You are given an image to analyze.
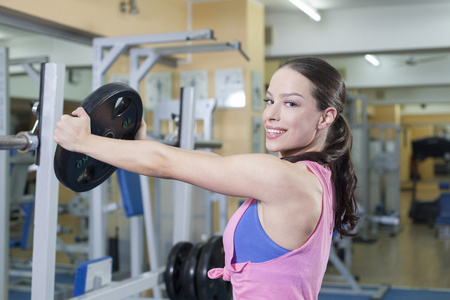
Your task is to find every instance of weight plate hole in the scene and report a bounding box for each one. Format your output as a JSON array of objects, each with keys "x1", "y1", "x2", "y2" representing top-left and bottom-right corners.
[
  {"x1": 77, "y1": 165, "x2": 94, "y2": 184},
  {"x1": 114, "y1": 97, "x2": 130, "y2": 117},
  {"x1": 104, "y1": 131, "x2": 114, "y2": 138}
]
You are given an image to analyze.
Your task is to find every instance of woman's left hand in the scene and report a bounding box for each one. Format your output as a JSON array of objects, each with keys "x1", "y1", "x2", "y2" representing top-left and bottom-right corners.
[{"x1": 135, "y1": 118, "x2": 148, "y2": 140}]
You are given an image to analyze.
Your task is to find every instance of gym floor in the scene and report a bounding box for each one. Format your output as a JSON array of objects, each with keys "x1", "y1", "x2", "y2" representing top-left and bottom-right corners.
[{"x1": 333, "y1": 187, "x2": 450, "y2": 290}]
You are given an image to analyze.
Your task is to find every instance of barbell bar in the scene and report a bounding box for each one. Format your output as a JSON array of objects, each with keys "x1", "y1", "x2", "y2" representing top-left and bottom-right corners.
[{"x1": 0, "y1": 131, "x2": 39, "y2": 153}]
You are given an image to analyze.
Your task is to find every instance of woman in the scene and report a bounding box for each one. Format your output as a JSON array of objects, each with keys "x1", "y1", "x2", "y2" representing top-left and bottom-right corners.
[{"x1": 54, "y1": 57, "x2": 358, "y2": 299}]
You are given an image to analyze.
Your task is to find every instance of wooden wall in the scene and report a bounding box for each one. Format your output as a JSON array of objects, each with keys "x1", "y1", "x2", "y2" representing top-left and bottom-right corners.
[{"x1": 0, "y1": 0, "x2": 188, "y2": 36}]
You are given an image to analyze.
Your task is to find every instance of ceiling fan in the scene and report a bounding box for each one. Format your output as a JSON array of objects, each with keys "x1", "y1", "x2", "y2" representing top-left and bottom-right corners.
[{"x1": 400, "y1": 53, "x2": 448, "y2": 66}]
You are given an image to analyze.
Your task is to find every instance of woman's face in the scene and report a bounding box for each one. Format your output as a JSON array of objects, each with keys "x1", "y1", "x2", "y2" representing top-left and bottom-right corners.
[{"x1": 263, "y1": 67, "x2": 326, "y2": 158}]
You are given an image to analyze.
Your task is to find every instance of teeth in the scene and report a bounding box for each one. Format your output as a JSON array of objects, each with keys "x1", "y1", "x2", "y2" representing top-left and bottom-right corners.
[{"x1": 268, "y1": 129, "x2": 286, "y2": 134}]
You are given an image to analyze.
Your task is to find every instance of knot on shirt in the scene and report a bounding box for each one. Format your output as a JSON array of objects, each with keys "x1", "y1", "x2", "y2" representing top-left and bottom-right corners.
[{"x1": 208, "y1": 267, "x2": 231, "y2": 281}]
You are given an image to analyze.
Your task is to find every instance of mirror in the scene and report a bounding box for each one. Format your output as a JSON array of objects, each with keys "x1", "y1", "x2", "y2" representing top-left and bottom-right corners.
[{"x1": 0, "y1": 24, "x2": 93, "y2": 133}]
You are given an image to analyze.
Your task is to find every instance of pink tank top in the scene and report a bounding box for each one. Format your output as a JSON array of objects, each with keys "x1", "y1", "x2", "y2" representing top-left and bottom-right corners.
[{"x1": 208, "y1": 161, "x2": 335, "y2": 300}]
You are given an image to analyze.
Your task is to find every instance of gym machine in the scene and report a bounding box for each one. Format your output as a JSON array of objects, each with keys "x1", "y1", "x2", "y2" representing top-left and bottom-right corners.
[
  {"x1": 151, "y1": 97, "x2": 227, "y2": 263},
  {"x1": 1, "y1": 50, "x2": 68, "y2": 299},
  {"x1": 90, "y1": 28, "x2": 248, "y2": 298},
  {"x1": 410, "y1": 136, "x2": 450, "y2": 225},
  {"x1": 0, "y1": 61, "x2": 65, "y2": 300},
  {"x1": 368, "y1": 124, "x2": 401, "y2": 236},
  {"x1": 62, "y1": 82, "x2": 229, "y2": 299},
  {"x1": 0, "y1": 46, "x2": 10, "y2": 300},
  {"x1": 0, "y1": 29, "x2": 248, "y2": 299},
  {"x1": 9, "y1": 56, "x2": 48, "y2": 86},
  {"x1": 89, "y1": 30, "x2": 223, "y2": 276},
  {"x1": 1, "y1": 69, "x2": 231, "y2": 300}
]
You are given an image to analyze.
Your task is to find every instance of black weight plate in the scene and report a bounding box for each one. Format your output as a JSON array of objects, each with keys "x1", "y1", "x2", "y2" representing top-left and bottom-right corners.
[
  {"x1": 196, "y1": 236, "x2": 232, "y2": 300},
  {"x1": 54, "y1": 82, "x2": 142, "y2": 192},
  {"x1": 165, "y1": 241, "x2": 193, "y2": 300},
  {"x1": 182, "y1": 242, "x2": 205, "y2": 300}
]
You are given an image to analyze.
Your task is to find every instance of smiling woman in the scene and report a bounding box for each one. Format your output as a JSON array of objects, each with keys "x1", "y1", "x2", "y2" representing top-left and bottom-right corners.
[
  {"x1": 263, "y1": 67, "x2": 336, "y2": 157},
  {"x1": 54, "y1": 57, "x2": 358, "y2": 300}
]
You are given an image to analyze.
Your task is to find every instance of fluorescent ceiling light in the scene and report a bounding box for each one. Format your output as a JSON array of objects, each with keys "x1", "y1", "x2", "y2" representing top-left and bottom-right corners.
[
  {"x1": 289, "y1": 0, "x2": 321, "y2": 22},
  {"x1": 364, "y1": 54, "x2": 380, "y2": 67}
]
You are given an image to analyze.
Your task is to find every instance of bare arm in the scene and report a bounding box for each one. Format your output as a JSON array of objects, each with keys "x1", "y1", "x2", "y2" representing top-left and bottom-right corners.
[{"x1": 54, "y1": 107, "x2": 316, "y2": 203}]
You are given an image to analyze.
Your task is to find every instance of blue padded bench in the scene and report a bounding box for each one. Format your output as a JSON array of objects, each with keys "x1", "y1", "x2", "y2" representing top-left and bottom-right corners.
[{"x1": 116, "y1": 169, "x2": 143, "y2": 217}]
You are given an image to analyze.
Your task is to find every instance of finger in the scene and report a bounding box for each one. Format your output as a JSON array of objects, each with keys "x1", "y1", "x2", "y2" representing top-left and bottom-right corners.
[
  {"x1": 71, "y1": 107, "x2": 88, "y2": 118},
  {"x1": 135, "y1": 118, "x2": 148, "y2": 140}
]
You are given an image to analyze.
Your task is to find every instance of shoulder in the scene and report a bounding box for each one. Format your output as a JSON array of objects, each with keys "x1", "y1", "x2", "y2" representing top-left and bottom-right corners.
[
  {"x1": 256, "y1": 159, "x2": 323, "y2": 205},
  {"x1": 291, "y1": 161, "x2": 323, "y2": 196},
  {"x1": 301, "y1": 160, "x2": 331, "y2": 180},
  {"x1": 233, "y1": 155, "x2": 323, "y2": 203}
]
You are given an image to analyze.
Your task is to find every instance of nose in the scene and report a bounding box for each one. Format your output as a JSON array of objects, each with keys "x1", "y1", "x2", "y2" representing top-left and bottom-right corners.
[{"x1": 263, "y1": 102, "x2": 279, "y2": 122}]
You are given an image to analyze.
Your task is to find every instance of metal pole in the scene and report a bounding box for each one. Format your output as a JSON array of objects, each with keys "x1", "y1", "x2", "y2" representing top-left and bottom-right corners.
[
  {"x1": 128, "y1": 50, "x2": 145, "y2": 281},
  {"x1": 0, "y1": 46, "x2": 10, "y2": 300},
  {"x1": 128, "y1": 55, "x2": 162, "y2": 298},
  {"x1": 0, "y1": 132, "x2": 38, "y2": 152},
  {"x1": 30, "y1": 62, "x2": 65, "y2": 300},
  {"x1": 0, "y1": 135, "x2": 28, "y2": 150},
  {"x1": 68, "y1": 268, "x2": 165, "y2": 300},
  {"x1": 90, "y1": 40, "x2": 107, "y2": 261},
  {"x1": 173, "y1": 87, "x2": 196, "y2": 243}
]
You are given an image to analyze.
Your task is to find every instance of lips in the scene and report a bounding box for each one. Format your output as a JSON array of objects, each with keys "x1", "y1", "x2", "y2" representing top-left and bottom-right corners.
[{"x1": 266, "y1": 127, "x2": 286, "y2": 139}]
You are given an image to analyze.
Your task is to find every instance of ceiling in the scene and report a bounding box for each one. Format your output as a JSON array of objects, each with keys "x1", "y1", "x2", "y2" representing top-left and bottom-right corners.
[
  {"x1": 2, "y1": 1, "x2": 450, "y2": 86},
  {"x1": 258, "y1": 0, "x2": 450, "y2": 12},
  {"x1": 2, "y1": 1, "x2": 450, "y2": 42},
  {"x1": 1, "y1": 0, "x2": 450, "y2": 108}
]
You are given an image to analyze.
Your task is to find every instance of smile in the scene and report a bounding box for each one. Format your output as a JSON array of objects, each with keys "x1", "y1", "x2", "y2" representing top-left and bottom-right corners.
[{"x1": 267, "y1": 129, "x2": 286, "y2": 134}]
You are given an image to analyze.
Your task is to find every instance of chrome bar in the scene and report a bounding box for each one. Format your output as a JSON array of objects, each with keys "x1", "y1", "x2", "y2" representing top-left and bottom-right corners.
[
  {"x1": 0, "y1": 132, "x2": 39, "y2": 152},
  {"x1": 0, "y1": 135, "x2": 28, "y2": 150}
]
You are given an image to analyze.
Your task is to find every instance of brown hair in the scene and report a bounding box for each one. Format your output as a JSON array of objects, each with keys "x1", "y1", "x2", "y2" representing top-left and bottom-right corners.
[{"x1": 278, "y1": 57, "x2": 359, "y2": 237}]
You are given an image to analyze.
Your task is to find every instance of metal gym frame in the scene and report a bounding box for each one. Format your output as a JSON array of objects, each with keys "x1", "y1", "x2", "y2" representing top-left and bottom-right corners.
[
  {"x1": 9, "y1": 56, "x2": 48, "y2": 86},
  {"x1": 0, "y1": 62, "x2": 198, "y2": 300},
  {"x1": 69, "y1": 86, "x2": 197, "y2": 300},
  {"x1": 151, "y1": 97, "x2": 224, "y2": 264},
  {"x1": 0, "y1": 29, "x2": 247, "y2": 300},
  {"x1": 0, "y1": 49, "x2": 50, "y2": 300},
  {"x1": 31, "y1": 63, "x2": 66, "y2": 300},
  {"x1": 72, "y1": 29, "x2": 248, "y2": 299},
  {"x1": 0, "y1": 47, "x2": 10, "y2": 300},
  {"x1": 367, "y1": 123, "x2": 401, "y2": 236},
  {"x1": 0, "y1": 61, "x2": 65, "y2": 300}
]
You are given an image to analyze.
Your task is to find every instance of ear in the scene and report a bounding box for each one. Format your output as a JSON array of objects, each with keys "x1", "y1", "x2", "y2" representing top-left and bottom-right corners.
[{"x1": 317, "y1": 107, "x2": 337, "y2": 130}]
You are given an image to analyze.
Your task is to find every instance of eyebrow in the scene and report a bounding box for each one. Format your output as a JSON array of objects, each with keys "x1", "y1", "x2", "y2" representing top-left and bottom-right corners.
[{"x1": 266, "y1": 90, "x2": 305, "y2": 99}]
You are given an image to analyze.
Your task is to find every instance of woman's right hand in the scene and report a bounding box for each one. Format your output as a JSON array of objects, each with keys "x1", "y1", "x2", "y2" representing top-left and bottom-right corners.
[{"x1": 54, "y1": 107, "x2": 92, "y2": 153}]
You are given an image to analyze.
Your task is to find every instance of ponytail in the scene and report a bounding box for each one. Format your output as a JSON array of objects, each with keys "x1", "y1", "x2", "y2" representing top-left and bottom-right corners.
[
  {"x1": 281, "y1": 114, "x2": 358, "y2": 237},
  {"x1": 325, "y1": 114, "x2": 359, "y2": 237}
]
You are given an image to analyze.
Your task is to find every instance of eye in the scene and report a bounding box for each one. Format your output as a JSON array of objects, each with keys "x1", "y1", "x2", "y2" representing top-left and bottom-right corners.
[
  {"x1": 263, "y1": 98, "x2": 274, "y2": 105},
  {"x1": 285, "y1": 101, "x2": 297, "y2": 107}
]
